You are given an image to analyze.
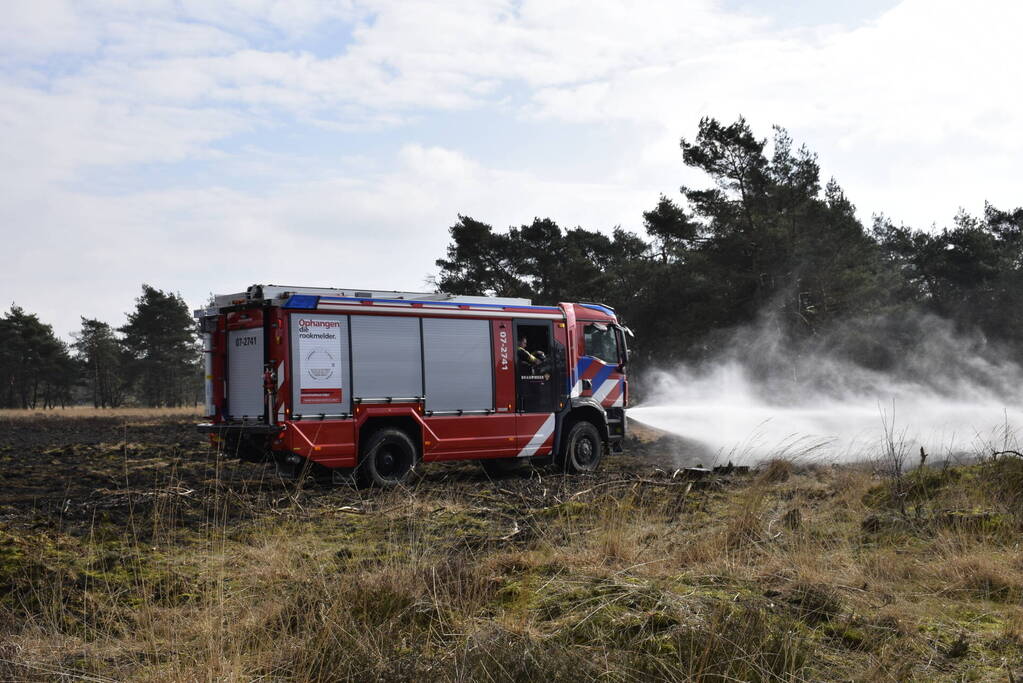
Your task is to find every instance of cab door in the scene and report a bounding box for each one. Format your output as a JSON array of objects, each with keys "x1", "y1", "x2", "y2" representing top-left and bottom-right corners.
[
  {"x1": 575, "y1": 321, "x2": 625, "y2": 409},
  {"x1": 513, "y1": 320, "x2": 557, "y2": 456},
  {"x1": 513, "y1": 320, "x2": 556, "y2": 413}
]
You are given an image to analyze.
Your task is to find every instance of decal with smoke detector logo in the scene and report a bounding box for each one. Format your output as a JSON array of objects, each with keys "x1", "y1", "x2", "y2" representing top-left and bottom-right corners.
[{"x1": 296, "y1": 317, "x2": 344, "y2": 405}]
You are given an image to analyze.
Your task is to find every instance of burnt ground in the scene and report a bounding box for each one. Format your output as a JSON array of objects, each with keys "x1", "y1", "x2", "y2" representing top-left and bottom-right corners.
[
  {"x1": 4, "y1": 413, "x2": 1023, "y2": 681},
  {"x1": 0, "y1": 413, "x2": 705, "y2": 539}
]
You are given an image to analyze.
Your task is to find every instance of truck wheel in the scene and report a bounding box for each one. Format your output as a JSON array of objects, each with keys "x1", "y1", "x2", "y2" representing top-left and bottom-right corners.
[
  {"x1": 560, "y1": 421, "x2": 603, "y2": 473},
  {"x1": 357, "y1": 428, "x2": 418, "y2": 487}
]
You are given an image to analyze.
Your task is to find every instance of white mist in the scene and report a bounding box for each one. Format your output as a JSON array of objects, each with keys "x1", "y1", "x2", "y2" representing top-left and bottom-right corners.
[{"x1": 628, "y1": 317, "x2": 1023, "y2": 465}]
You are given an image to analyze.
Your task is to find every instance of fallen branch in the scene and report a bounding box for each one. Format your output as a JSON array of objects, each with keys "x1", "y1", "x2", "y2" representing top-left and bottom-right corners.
[
  {"x1": 569, "y1": 479, "x2": 694, "y2": 500},
  {"x1": 992, "y1": 450, "x2": 1023, "y2": 458},
  {"x1": 499, "y1": 521, "x2": 520, "y2": 541}
]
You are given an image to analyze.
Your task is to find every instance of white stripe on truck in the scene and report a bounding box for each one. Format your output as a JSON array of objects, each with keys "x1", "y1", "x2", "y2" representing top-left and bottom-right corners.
[
  {"x1": 517, "y1": 413, "x2": 556, "y2": 458},
  {"x1": 592, "y1": 377, "x2": 618, "y2": 404}
]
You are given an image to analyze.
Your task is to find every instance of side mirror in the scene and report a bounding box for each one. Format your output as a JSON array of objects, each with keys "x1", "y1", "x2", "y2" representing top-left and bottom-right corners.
[{"x1": 614, "y1": 324, "x2": 630, "y2": 366}]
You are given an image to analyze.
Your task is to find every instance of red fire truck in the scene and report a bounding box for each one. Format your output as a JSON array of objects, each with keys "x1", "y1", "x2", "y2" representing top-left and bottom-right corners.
[{"x1": 197, "y1": 285, "x2": 630, "y2": 486}]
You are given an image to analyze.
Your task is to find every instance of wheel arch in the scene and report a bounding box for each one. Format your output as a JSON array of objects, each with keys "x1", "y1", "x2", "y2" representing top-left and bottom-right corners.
[
  {"x1": 357, "y1": 416, "x2": 422, "y2": 458},
  {"x1": 558, "y1": 402, "x2": 608, "y2": 456}
]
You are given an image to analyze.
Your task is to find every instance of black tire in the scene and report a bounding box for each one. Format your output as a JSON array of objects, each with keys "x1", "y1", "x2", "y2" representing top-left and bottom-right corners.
[
  {"x1": 559, "y1": 421, "x2": 604, "y2": 473},
  {"x1": 357, "y1": 428, "x2": 418, "y2": 488},
  {"x1": 479, "y1": 457, "x2": 527, "y2": 478}
]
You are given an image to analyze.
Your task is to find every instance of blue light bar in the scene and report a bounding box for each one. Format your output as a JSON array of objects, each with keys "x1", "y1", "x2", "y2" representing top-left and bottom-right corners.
[{"x1": 284, "y1": 294, "x2": 319, "y2": 309}]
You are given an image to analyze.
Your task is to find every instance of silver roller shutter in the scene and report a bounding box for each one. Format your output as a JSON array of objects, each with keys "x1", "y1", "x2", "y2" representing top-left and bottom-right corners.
[
  {"x1": 423, "y1": 318, "x2": 493, "y2": 412},
  {"x1": 227, "y1": 329, "x2": 264, "y2": 420},
  {"x1": 351, "y1": 315, "x2": 423, "y2": 399}
]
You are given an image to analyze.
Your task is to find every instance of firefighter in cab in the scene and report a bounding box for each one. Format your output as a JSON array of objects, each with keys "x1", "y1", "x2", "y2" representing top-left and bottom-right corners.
[{"x1": 517, "y1": 335, "x2": 545, "y2": 369}]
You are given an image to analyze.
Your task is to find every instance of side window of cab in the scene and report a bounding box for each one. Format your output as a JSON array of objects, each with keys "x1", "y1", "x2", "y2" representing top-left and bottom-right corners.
[{"x1": 583, "y1": 322, "x2": 619, "y2": 364}]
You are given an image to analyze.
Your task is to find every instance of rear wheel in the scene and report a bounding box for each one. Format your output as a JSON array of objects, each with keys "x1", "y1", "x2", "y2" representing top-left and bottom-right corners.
[
  {"x1": 559, "y1": 421, "x2": 604, "y2": 473},
  {"x1": 357, "y1": 428, "x2": 418, "y2": 487}
]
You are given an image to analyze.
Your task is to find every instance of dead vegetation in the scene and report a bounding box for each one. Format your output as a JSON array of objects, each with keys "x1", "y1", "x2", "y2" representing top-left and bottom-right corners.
[
  {"x1": 1, "y1": 416, "x2": 1022, "y2": 680},
  {"x1": 0, "y1": 405, "x2": 202, "y2": 420}
]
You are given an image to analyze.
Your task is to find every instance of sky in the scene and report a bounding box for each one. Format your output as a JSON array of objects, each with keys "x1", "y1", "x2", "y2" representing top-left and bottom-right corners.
[{"x1": 2, "y1": 0, "x2": 1021, "y2": 340}]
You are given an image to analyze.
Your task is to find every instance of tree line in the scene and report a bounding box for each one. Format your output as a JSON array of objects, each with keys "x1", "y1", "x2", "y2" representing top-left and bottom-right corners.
[
  {"x1": 0, "y1": 285, "x2": 199, "y2": 409},
  {"x1": 435, "y1": 117, "x2": 1023, "y2": 374},
  {"x1": 6, "y1": 116, "x2": 1020, "y2": 408}
]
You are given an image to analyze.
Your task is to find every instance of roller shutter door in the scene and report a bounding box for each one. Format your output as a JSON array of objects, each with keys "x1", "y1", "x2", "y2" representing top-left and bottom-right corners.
[
  {"x1": 226, "y1": 329, "x2": 264, "y2": 420},
  {"x1": 351, "y1": 316, "x2": 423, "y2": 399},
  {"x1": 423, "y1": 318, "x2": 493, "y2": 412}
]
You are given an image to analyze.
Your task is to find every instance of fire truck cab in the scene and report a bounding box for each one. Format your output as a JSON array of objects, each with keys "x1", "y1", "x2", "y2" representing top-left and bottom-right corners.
[{"x1": 197, "y1": 285, "x2": 629, "y2": 486}]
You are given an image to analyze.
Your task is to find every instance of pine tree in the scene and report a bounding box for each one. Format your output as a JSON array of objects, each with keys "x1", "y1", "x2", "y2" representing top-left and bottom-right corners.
[
  {"x1": 120, "y1": 285, "x2": 199, "y2": 407},
  {"x1": 72, "y1": 317, "x2": 128, "y2": 408},
  {"x1": 0, "y1": 306, "x2": 76, "y2": 408}
]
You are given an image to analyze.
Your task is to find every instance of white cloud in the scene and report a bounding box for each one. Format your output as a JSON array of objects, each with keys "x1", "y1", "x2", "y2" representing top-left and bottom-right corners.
[
  {"x1": 518, "y1": 0, "x2": 1023, "y2": 225},
  {"x1": 0, "y1": 0, "x2": 1020, "y2": 339},
  {"x1": 0, "y1": 0, "x2": 99, "y2": 57},
  {"x1": 1, "y1": 141, "x2": 647, "y2": 338}
]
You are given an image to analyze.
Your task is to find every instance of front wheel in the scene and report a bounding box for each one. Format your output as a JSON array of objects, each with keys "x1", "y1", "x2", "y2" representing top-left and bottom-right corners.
[
  {"x1": 357, "y1": 428, "x2": 418, "y2": 487},
  {"x1": 559, "y1": 421, "x2": 604, "y2": 473}
]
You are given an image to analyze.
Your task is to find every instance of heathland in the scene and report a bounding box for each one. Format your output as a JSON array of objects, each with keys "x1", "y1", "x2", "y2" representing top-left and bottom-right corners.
[{"x1": 2, "y1": 410, "x2": 1022, "y2": 680}]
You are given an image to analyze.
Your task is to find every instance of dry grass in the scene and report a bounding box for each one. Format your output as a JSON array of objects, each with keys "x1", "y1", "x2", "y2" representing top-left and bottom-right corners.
[
  {"x1": 0, "y1": 405, "x2": 203, "y2": 420},
  {"x1": 3, "y1": 426, "x2": 1023, "y2": 681}
]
